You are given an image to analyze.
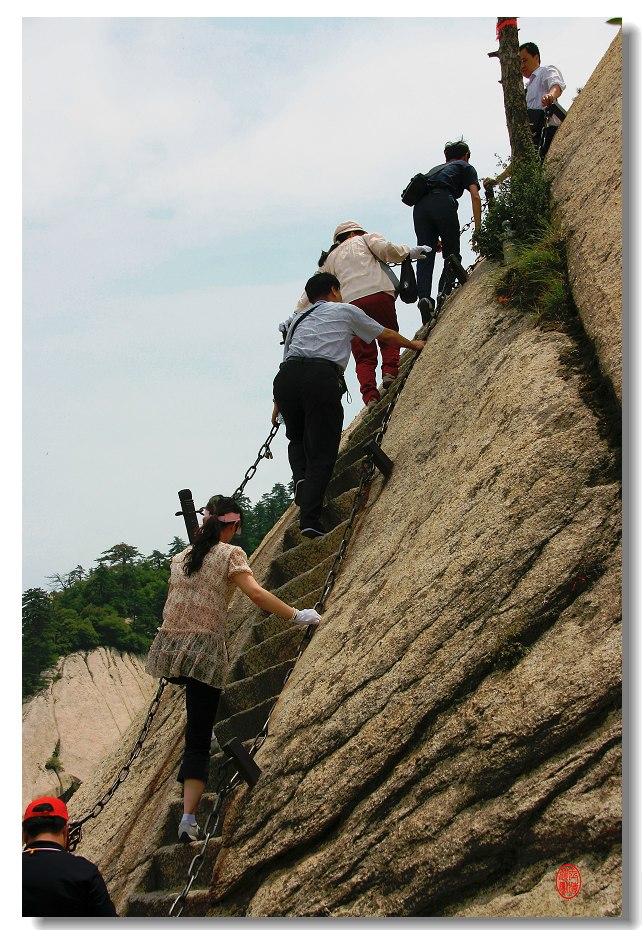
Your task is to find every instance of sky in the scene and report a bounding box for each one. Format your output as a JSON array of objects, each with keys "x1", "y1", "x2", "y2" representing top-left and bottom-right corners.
[
  {"x1": 8, "y1": 6, "x2": 638, "y2": 927},
  {"x1": 18, "y1": 11, "x2": 624, "y2": 593}
]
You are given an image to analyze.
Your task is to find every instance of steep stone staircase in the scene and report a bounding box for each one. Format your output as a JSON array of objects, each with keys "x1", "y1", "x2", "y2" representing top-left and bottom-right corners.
[{"x1": 123, "y1": 332, "x2": 429, "y2": 917}]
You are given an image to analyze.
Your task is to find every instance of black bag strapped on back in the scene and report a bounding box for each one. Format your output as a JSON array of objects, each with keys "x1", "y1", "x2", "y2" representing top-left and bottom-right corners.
[
  {"x1": 401, "y1": 173, "x2": 429, "y2": 207},
  {"x1": 398, "y1": 256, "x2": 418, "y2": 304},
  {"x1": 401, "y1": 163, "x2": 449, "y2": 207}
]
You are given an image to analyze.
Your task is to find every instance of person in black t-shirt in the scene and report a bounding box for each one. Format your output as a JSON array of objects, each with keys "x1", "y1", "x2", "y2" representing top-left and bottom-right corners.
[
  {"x1": 413, "y1": 139, "x2": 481, "y2": 323},
  {"x1": 22, "y1": 796, "x2": 117, "y2": 917}
]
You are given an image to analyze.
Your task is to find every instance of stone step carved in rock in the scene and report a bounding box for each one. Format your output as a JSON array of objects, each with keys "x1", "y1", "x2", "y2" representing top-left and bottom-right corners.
[
  {"x1": 266, "y1": 521, "x2": 351, "y2": 589},
  {"x1": 126, "y1": 888, "x2": 211, "y2": 917},
  {"x1": 231, "y1": 626, "x2": 302, "y2": 682},
  {"x1": 269, "y1": 550, "x2": 341, "y2": 607},
  {"x1": 214, "y1": 694, "x2": 280, "y2": 747},
  {"x1": 217, "y1": 659, "x2": 295, "y2": 719},
  {"x1": 323, "y1": 487, "x2": 360, "y2": 526},
  {"x1": 142, "y1": 838, "x2": 223, "y2": 892}
]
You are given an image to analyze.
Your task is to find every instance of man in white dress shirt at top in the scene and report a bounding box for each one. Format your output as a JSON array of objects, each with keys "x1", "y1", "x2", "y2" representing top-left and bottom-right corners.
[
  {"x1": 519, "y1": 41, "x2": 566, "y2": 157},
  {"x1": 484, "y1": 41, "x2": 566, "y2": 190}
]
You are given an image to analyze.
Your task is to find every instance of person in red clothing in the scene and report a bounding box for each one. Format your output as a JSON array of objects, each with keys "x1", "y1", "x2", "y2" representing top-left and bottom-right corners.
[
  {"x1": 22, "y1": 796, "x2": 117, "y2": 917},
  {"x1": 293, "y1": 222, "x2": 430, "y2": 409}
]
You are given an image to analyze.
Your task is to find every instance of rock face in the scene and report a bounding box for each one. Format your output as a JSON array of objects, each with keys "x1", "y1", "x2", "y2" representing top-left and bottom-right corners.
[
  {"x1": 22, "y1": 648, "x2": 156, "y2": 809},
  {"x1": 206, "y1": 258, "x2": 621, "y2": 917},
  {"x1": 547, "y1": 30, "x2": 622, "y2": 403},
  {"x1": 67, "y1": 33, "x2": 621, "y2": 919}
]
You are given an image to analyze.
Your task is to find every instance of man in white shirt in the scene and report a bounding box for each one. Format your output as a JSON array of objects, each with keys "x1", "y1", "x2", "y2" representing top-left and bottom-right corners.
[
  {"x1": 484, "y1": 42, "x2": 566, "y2": 189},
  {"x1": 272, "y1": 272, "x2": 425, "y2": 538},
  {"x1": 519, "y1": 42, "x2": 566, "y2": 157}
]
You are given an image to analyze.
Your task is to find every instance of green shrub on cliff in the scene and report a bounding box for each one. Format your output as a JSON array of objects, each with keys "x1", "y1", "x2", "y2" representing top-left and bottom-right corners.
[
  {"x1": 494, "y1": 222, "x2": 574, "y2": 327},
  {"x1": 476, "y1": 157, "x2": 551, "y2": 262}
]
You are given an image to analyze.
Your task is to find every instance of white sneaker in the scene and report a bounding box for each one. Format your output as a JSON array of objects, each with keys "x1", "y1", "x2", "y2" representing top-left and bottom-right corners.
[{"x1": 178, "y1": 820, "x2": 203, "y2": 843}]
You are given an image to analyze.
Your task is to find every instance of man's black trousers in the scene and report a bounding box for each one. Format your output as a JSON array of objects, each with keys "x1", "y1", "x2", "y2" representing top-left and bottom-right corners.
[
  {"x1": 413, "y1": 189, "x2": 461, "y2": 300},
  {"x1": 273, "y1": 358, "x2": 344, "y2": 529}
]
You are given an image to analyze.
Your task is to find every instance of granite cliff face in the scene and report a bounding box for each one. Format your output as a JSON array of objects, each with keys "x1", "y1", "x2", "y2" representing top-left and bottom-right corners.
[
  {"x1": 66, "y1": 31, "x2": 622, "y2": 919},
  {"x1": 22, "y1": 648, "x2": 156, "y2": 809},
  {"x1": 547, "y1": 29, "x2": 622, "y2": 404}
]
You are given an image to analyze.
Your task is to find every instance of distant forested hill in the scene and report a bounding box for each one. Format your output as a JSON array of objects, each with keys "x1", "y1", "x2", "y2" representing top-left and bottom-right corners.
[{"x1": 22, "y1": 483, "x2": 292, "y2": 698}]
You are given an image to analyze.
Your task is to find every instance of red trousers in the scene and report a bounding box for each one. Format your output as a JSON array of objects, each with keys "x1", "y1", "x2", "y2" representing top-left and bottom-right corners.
[{"x1": 350, "y1": 292, "x2": 399, "y2": 405}]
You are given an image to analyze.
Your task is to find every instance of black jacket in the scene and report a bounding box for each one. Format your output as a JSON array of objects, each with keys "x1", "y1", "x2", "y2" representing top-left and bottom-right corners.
[{"x1": 22, "y1": 840, "x2": 117, "y2": 917}]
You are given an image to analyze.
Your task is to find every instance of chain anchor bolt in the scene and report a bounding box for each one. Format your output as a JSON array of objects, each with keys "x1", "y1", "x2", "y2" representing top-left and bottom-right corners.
[
  {"x1": 222, "y1": 737, "x2": 262, "y2": 787},
  {"x1": 362, "y1": 440, "x2": 394, "y2": 479}
]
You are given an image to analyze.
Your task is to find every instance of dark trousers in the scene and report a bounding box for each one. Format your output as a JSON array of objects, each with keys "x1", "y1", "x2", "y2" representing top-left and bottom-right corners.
[
  {"x1": 413, "y1": 190, "x2": 461, "y2": 300},
  {"x1": 175, "y1": 676, "x2": 222, "y2": 784},
  {"x1": 273, "y1": 358, "x2": 344, "y2": 528},
  {"x1": 528, "y1": 108, "x2": 558, "y2": 159}
]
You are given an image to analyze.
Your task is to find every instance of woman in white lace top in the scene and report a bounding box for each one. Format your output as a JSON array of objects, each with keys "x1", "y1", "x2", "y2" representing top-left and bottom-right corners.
[{"x1": 146, "y1": 494, "x2": 320, "y2": 842}]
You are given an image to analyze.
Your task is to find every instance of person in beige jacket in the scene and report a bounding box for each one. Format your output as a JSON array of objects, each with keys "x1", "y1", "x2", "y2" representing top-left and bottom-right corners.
[{"x1": 291, "y1": 221, "x2": 430, "y2": 409}]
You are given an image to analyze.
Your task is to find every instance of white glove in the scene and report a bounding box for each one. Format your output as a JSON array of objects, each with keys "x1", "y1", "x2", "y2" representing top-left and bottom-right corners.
[
  {"x1": 278, "y1": 320, "x2": 289, "y2": 336},
  {"x1": 409, "y1": 245, "x2": 432, "y2": 260},
  {"x1": 292, "y1": 608, "x2": 321, "y2": 627}
]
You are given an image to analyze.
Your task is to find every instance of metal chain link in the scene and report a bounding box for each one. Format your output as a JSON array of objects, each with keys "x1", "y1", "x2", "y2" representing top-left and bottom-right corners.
[
  {"x1": 242, "y1": 332, "x2": 429, "y2": 766},
  {"x1": 169, "y1": 762, "x2": 241, "y2": 917},
  {"x1": 69, "y1": 427, "x2": 281, "y2": 850},
  {"x1": 461, "y1": 198, "x2": 489, "y2": 240},
  {"x1": 232, "y1": 422, "x2": 281, "y2": 500},
  {"x1": 169, "y1": 293, "x2": 454, "y2": 914},
  {"x1": 385, "y1": 202, "x2": 488, "y2": 265},
  {"x1": 67, "y1": 677, "x2": 168, "y2": 850}
]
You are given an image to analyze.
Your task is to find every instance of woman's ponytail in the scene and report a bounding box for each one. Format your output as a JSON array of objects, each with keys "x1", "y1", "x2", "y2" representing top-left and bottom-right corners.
[{"x1": 182, "y1": 495, "x2": 243, "y2": 576}]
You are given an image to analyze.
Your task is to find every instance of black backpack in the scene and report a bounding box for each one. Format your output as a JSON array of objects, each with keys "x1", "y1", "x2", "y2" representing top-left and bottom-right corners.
[{"x1": 401, "y1": 163, "x2": 448, "y2": 206}]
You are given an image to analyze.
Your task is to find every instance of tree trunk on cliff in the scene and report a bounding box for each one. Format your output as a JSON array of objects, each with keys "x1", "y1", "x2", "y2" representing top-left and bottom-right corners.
[{"x1": 495, "y1": 17, "x2": 537, "y2": 165}]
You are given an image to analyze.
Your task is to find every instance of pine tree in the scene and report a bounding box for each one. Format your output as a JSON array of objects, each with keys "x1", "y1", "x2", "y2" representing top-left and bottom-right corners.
[{"x1": 22, "y1": 588, "x2": 58, "y2": 697}]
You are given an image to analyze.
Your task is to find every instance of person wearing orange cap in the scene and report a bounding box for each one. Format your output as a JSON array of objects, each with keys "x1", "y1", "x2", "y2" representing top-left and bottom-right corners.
[
  {"x1": 291, "y1": 221, "x2": 430, "y2": 410},
  {"x1": 22, "y1": 796, "x2": 116, "y2": 916}
]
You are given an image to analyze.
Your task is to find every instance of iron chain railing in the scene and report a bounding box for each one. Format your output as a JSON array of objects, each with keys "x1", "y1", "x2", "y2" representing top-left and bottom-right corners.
[
  {"x1": 232, "y1": 422, "x2": 281, "y2": 500},
  {"x1": 67, "y1": 677, "x2": 168, "y2": 850},
  {"x1": 168, "y1": 763, "x2": 241, "y2": 917},
  {"x1": 169, "y1": 262, "x2": 472, "y2": 914},
  {"x1": 241, "y1": 330, "x2": 428, "y2": 764},
  {"x1": 68, "y1": 425, "x2": 285, "y2": 850}
]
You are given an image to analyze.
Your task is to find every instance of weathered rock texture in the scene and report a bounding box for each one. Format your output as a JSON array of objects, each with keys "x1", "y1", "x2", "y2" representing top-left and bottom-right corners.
[
  {"x1": 67, "y1": 33, "x2": 621, "y2": 919},
  {"x1": 206, "y1": 258, "x2": 621, "y2": 917},
  {"x1": 22, "y1": 648, "x2": 156, "y2": 808},
  {"x1": 547, "y1": 30, "x2": 622, "y2": 404}
]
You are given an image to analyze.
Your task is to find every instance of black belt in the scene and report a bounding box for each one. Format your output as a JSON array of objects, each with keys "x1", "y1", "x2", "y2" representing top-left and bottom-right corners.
[{"x1": 281, "y1": 356, "x2": 343, "y2": 376}]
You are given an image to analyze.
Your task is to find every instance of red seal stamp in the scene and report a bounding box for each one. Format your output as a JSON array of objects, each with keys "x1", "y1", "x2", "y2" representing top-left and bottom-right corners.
[{"x1": 556, "y1": 863, "x2": 582, "y2": 899}]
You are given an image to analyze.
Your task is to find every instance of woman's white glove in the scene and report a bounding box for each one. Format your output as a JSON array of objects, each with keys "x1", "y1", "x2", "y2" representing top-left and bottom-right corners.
[
  {"x1": 409, "y1": 245, "x2": 432, "y2": 260},
  {"x1": 292, "y1": 608, "x2": 321, "y2": 627}
]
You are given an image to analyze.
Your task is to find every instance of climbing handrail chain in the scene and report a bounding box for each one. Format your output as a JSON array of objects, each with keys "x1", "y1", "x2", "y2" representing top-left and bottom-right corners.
[
  {"x1": 68, "y1": 677, "x2": 168, "y2": 850},
  {"x1": 171, "y1": 285, "x2": 459, "y2": 914},
  {"x1": 169, "y1": 765, "x2": 241, "y2": 917},
  {"x1": 232, "y1": 422, "x2": 281, "y2": 500}
]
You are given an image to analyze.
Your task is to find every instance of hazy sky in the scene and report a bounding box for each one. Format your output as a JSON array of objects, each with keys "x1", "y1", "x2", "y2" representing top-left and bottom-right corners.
[{"x1": 21, "y1": 12, "x2": 622, "y2": 592}]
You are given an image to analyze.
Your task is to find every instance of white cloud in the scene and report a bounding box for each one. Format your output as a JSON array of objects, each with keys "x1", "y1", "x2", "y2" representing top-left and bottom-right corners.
[{"x1": 22, "y1": 15, "x2": 621, "y2": 589}]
